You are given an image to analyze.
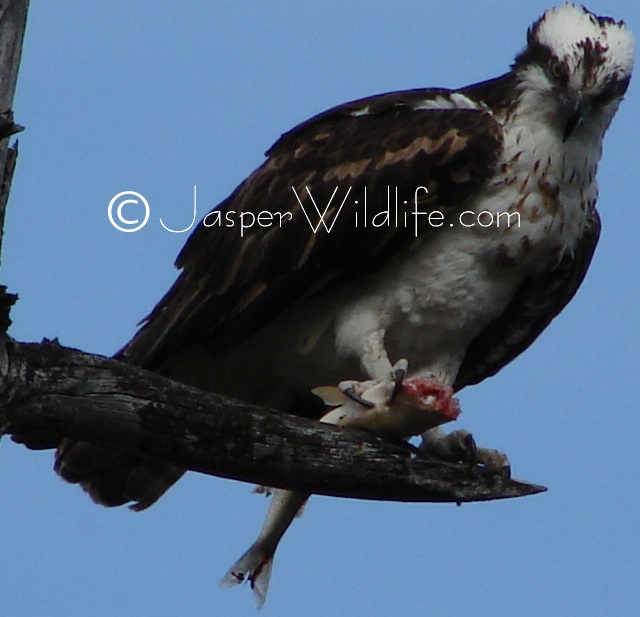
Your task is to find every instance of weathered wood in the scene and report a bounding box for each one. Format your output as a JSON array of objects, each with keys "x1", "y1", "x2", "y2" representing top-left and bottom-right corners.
[
  {"x1": 0, "y1": 337, "x2": 546, "y2": 503},
  {"x1": 0, "y1": 0, "x2": 28, "y2": 263},
  {"x1": 0, "y1": 0, "x2": 29, "y2": 109},
  {"x1": 0, "y1": 1, "x2": 28, "y2": 439}
]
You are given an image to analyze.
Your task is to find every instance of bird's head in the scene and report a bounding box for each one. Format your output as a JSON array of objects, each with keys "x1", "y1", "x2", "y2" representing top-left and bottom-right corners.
[{"x1": 513, "y1": 3, "x2": 634, "y2": 141}]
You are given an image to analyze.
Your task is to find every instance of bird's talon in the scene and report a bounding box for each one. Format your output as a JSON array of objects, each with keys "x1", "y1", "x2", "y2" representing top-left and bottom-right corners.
[
  {"x1": 391, "y1": 368, "x2": 405, "y2": 401},
  {"x1": 463, "y1": 432, "x2": 477, "y2": 470},
  {"x1": 390, "y1": 358, "x2": 409, "y2": 401},
  {"x1": 475, "y1": 447, "x2": 511, "y2": 483},
  {"x1": 420, "y1": 428, "x2": 509, "y2": 481},
  {"x1": 342, "y1": 386, "x2": 375, "y2": 409}
]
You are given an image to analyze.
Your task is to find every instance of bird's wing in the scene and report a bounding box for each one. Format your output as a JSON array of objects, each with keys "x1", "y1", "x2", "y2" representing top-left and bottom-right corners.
[
  {"x1": 454, "y1": 205, "x2": 600, "y2": 390},
  {"x1": 120, "y1": 88, "x2": 504, "y2": 369}
]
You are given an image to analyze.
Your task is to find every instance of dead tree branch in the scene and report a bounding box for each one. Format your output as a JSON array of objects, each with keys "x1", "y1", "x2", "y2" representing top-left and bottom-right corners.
[
  {"x1": 0, "y1": 0, "x2": 28, "y2": 261},
  {"x1": 0, "y1": 336, "x2": 546, "y2": 503},
  {"x1": 0, "y1": 0, "x2": 28, "y2": 421}
]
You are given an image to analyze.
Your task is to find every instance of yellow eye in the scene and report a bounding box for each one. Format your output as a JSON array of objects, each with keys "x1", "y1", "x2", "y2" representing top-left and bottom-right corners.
[{"x1": 550, "y1": 61, "x2": 565, "y2": 80}]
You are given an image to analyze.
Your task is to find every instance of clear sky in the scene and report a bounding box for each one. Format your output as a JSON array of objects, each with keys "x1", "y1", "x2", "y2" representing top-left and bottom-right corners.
[{"x1": 1, "y1": 2, "x2": 639, "y2": 616}]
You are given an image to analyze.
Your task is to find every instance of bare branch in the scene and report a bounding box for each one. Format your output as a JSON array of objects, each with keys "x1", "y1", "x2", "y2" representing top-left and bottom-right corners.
[
  {"x1": 0, "y1": 0, "x2": 28, "y2": 263},
  {"x1": 0, "y1": 0, "x2": 28, "y2": 434},
  {"x1": 0, "y1": 336, "x2": 546, "y2": 503}
]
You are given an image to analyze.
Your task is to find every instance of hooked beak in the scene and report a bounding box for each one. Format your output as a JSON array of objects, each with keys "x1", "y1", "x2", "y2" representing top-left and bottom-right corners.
[{"x1": 562, "y1": 94, "x2": 585, "y2": 142}]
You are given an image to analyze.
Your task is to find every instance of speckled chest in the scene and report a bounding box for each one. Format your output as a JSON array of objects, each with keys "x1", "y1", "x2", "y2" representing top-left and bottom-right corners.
[{"x1": 483, "y1": 111, "x2": 599, "y2": 271}]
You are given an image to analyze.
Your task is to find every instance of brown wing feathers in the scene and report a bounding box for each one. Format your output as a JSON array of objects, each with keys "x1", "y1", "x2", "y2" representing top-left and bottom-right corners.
[
  {"x1": 454, "y1": 206, "x2": 600, "y2": 390},
  {"x1": 122, "y1": 89, "x2": 504, "y2": 369}
]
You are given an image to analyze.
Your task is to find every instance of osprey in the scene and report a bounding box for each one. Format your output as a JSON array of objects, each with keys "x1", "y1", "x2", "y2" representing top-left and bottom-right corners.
[{"x1": 55, "y1": 3, "x2": 633, "y2": 607}]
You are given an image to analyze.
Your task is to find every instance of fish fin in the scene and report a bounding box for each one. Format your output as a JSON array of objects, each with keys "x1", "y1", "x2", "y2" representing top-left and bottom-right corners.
[{"x1": 220, "y1": 542, "x2": 275, "y2": 609}]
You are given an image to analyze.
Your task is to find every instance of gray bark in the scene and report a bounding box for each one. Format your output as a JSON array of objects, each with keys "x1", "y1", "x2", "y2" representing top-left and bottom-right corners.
[
  {"x1": 1, "y1": 337, "x2": 546, "y2": 503},
  {"x1": 0, "y1": 0, "x2": 28, "y2": 262}
]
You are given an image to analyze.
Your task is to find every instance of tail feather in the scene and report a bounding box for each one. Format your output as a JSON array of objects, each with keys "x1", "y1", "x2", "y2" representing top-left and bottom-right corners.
[
  {"x1": 55, "y1": 439, "x2": 184, "y2": 511},
  {"x1": 220, "y1": 542, "x2": 275, "y2": 609}
]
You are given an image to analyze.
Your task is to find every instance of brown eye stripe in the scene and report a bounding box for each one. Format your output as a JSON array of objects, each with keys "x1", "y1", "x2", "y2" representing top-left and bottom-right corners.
[{"x1": 591, "y1": 76, "x2": 631, "y2": 107}]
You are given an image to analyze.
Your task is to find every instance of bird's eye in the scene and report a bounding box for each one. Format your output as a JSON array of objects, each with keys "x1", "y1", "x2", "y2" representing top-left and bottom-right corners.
[{"x1": 549, "y1": 60, "x2": 566, "y2": 81}]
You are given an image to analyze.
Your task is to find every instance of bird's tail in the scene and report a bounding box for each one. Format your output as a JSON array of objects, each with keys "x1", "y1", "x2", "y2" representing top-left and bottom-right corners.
[
  {"x1": 55, "y1": 438, "x2": 184, "y2": 511},
  {"x1": 220, "y1": 540, "x2": 275, "y2": 609}
]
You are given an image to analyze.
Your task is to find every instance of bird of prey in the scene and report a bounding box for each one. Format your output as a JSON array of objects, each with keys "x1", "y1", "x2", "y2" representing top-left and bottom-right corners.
[{"x1": 55, "y1": 3, "x2": 633, "y2": 607}]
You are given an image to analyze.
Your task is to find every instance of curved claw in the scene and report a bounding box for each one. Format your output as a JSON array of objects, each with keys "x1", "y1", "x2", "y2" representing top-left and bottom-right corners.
[
  {"x1": 462, "y1": 431, "x2": 477, "y2": 471},
  {"x1": 390, "y1": 358, "x2": 409, "y2": 401},
  {"x1": 391, "y1": 367, "x2": 406, "y2": 401},
  {"x1": 475, "y1": 447, "x2": 511, "y2": 481},
  {"x1": 341, "y1": 386, "x2": 375, "y2": 409}
]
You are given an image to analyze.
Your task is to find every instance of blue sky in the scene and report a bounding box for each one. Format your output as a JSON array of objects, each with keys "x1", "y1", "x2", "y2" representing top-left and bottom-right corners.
[{"x1": 1, "y1": 2, "x2": 639, "y2": 616}]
